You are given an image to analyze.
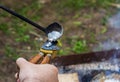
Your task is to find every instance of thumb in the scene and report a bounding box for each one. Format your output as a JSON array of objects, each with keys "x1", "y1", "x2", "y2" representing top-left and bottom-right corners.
[{"x1": 16, "y1": 57, "x2": 29, "y2": 69}]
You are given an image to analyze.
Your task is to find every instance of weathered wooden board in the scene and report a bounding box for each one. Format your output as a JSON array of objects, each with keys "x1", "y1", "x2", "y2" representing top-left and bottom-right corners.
[{"x1": 58, "y1": 73, "x2": 79, "y2": 82}]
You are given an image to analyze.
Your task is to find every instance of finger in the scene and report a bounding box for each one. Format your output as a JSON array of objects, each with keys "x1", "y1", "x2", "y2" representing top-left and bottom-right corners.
[
  {"x1": 15, "y1": 73, "x2": 18, "y2": 78},
  {"x1": 15, "y1": 73, "x2": 20, "y2": 82},
  {"x1": 17, "y1": 79, "x2": 20, "y2": 82},
  {"x1": 16, "y1": 57, "x2": 29, "y2": 68}
]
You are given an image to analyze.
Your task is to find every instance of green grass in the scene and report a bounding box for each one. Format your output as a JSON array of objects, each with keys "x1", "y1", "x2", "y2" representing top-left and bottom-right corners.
[
  {"x1": 54, "y1": 0, "x2": 117, "y2": 11},
  {"x1": 72, "y1": 40, "x2": 88, "y2": 54},
  {"x1": 0, "y1": 0, "x2": 43, "y2": 59},
  {"x1": 5, "y1": 45, "x2": 20, "y2": 60},
  {"x1": 1, "y1": 0, "x2": 43, "y2": 43},
  {"x1": 0, "y1": 0, "x2": 118, "y2": 59},
  {"x1": 0, "y1": 23, "x2": 9, "y2": 34},
  {"x1": 16, "y1": 1, "x2": 43, "y2": 20}
]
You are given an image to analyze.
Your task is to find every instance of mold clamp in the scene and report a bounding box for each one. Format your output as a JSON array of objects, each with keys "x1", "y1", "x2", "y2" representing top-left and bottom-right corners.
[{"x1": 29, "y1": 22, "x2": 63, "y2": 64}]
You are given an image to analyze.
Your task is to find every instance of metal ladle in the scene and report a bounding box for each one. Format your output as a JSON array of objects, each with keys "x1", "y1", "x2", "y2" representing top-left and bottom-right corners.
[{"x1": 0, "y1": 5, "x2": 63, "y2": 41}]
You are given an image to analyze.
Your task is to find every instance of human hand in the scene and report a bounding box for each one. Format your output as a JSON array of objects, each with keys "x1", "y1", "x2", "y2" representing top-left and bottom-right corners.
[{"x1": 15, "y1": 58, "x2": 58, "y2": 82}]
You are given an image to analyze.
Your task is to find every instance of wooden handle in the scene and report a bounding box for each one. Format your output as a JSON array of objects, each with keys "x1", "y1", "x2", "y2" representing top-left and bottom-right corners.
[
  {"x1": 41, "y1": 55, "x2": 51, "y2": 64},
  {"x1": 29, "y1": 54, "x2": 43, "y2": 64}
]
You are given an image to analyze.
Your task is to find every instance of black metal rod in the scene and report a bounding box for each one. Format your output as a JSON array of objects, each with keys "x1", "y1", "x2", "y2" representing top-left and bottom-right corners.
[{"x1": 0, "y1": 5, "x2": 46, "y2": 33}]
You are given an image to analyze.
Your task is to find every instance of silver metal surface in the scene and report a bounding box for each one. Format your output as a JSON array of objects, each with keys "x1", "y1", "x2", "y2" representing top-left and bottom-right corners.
[{"x1": 46, "y1": 22, "x2": 63, "y2": 41}]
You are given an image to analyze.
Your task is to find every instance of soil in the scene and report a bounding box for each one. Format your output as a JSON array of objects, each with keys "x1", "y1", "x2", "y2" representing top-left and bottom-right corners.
[{"x1": 0, "y1": 0, "x2": 118, "y2": 82}]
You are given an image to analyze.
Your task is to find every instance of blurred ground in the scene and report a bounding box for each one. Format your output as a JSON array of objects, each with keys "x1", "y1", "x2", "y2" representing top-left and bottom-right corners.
[{"x1": 0, "y1": 0, "x2": 119, "y2": 82}]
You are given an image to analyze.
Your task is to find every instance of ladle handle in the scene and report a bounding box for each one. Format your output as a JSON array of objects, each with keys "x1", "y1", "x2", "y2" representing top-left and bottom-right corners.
[
  {"x1": 29, "y1": 54, "x2": 43, "y2": 64},
  {"x1": 0, "y1": 5, "x2": 46, "y2": 33},
  {"x1": 29, "y1": 54, "x2": 51, "y2": 64},
  {"x1": 41, "y1": 55, "x2": 51, "y2": 64}
]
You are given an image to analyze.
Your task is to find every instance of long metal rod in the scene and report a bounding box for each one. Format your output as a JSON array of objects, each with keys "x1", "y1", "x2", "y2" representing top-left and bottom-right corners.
[{"x1": 0, "y1": 5, "x2": 46, "y2": 33}]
